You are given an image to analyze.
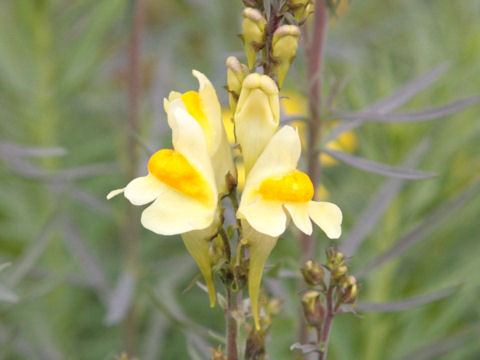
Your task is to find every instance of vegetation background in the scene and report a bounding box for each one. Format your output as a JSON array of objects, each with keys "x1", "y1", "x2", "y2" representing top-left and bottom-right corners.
[{"x1": 0, "y1": 0, "x2": 479, "y2": 359}]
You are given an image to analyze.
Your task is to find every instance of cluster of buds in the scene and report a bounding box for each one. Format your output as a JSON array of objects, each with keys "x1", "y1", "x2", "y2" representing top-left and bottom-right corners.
[
  {"x1": 238, "y1": 2, "x2": 302, "y2": 88},
  {"x1": 300, "y1": 248, "x2": 359, "y2": 329}
]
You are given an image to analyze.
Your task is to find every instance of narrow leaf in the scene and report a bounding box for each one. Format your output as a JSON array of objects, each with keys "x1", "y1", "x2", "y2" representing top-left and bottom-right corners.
[
  {"x1": 104, "y1": 270, "x2": 136, "y2": 325},
  {"x1": 340, "y1": 140, "x2": 430, "y2": 257},
  {"x1": 290, "y1": 343, "x2": 321, "y2": 354},
  {"x1": 394, "y1": 327, "x2": 477, "y2": 360},
  {"x1": 322, "y1": 148, "x2": 437, "y2": 180},
  {"x1": 0, "y1": 141, "x2": 66, "y2": 158},
  {"x1": 336, "y1": 96, "x2": 480, "y2": 123},
  {"x1": 356, "y1": 179, "x2": 480, "y2": 279},
  {"x1": 355, "y1": 286, "x2": 456, "y2": 313},
  {"x1": 325, "y1": 63, "x2": 449, "y2": 143}
]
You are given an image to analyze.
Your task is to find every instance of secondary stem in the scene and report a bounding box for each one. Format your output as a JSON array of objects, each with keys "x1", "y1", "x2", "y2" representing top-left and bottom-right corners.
[
  {"x1": 318, "y1": 286, "x2": 334, "y2": 360},
  {"x1": 226, "y1": 288, "x2": 239, "y2": 360},
  {"x1": 124, "y1": 0, "x2": 145, "y2": 354},
  {"x1": 299, "y1": 0, "x2": 329, "y2": 345}
]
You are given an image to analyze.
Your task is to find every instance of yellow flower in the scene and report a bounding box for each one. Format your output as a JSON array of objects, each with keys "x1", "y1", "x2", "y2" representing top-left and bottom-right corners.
[
  {"x1": 234, "y1": 73, "x2": 280, "y2": 176},
  {"x1": 271, "y1": 25, "x2": 301, "y2": 88},
  {"x1": 107, "y1": 100, "x2": 218, "y2": 306},
  {"x1": 241, "y1": 8, "x2": 267, "y2": 69},
  {"x1": 237, "y1": 126, "x2": 342, "y2": 329},
  {"x1": 226, "y1": 56, "x2": 249, "y2": 113},
  {"x1": 164, "y1": 70, "x2": 236, "y2": 195}
]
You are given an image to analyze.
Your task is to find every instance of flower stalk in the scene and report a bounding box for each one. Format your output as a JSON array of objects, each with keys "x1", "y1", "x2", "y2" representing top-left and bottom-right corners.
[{"x1": 300, "y1": 0, "x2": 330, "y2": 346}]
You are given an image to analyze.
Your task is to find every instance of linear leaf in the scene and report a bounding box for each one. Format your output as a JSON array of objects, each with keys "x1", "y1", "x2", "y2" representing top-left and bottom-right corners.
[
  {"x1": 104, "y1": 270, "x2": 136, "y2": 325},
  {"x1": 355, "y1": 286, "x2": 456, "y2": 313},
  {"x1": 0, "y1": 141, "x2": 66, "y2": 158},
  {"x1": 322, "y1": 148, "x2": 437, "y2": 180},
  {"x1": 336, "y1": 96, "x2": 480, "y2": 123},
  {"x1": 325, "y1": 63, "x2": 449, "y2": 143},
  {"x1": 394, "y1": 327, "x2": 478, "y2": 360},
  {"x1": 62, "y1": 219, "x2": 110, "y2": 303},
  {"x1": 356, "y1": 179, "x2": 480, "y2": 279},
  {"x1": 340, "y1": 140, "x2": 430, "y2": 257},
  {"x1": 290, "y1": 343, "x2": 321, "y2": 354}
]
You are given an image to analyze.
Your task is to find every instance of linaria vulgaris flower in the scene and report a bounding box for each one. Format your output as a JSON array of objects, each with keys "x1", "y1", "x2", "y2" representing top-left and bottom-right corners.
[
  {"x1": 107, "y1": 98, "x2": 219, "y2": 306},
  {"x1": 237, "y1": 125, "x2": 342, "y2": 329}
]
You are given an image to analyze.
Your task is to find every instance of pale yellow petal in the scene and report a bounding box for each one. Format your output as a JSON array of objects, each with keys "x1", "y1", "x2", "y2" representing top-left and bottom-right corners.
[
  {"x1": 307, "y1": 201, "x2": 342, "y2": 239},
  {"x1": 168, "y1": 99, "x2": 217, "y2": 198},
  {"x1": 238, "y1": 198, "x2": 286, "y2": 237},
  {"x1": 242, "y1": 221, "x2": 278, "y2": 330},
  {"x1": 242, "y1": 126, "x2": 301, "y2": 200},
  {"x1": 234, "y1": 74, "x2": 279, "y2": 174},
  {"x1": 284, "y1": 202, "x2": 312, "y2": 235},
  {"x1": 141, "y1": 185, "x2": 215, "y2": 235},
  {"x1": 106, "y1": 188, "x2": 125, "y2": 200},
  {"x1": 182, "y1": 222, "x2": 219, "y2": 307},
  {"x1": 192, "y1": 70, "x2": 222, "y2": 153},
  {"x1": 123, "y1": 174, "x2": 163, "y2": 206},
  {"x1": 163, "y1": 91, "x2": 182, "y2": 114}
]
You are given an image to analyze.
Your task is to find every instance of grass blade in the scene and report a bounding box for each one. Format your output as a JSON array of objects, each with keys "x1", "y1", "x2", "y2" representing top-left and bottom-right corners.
[{"x1": 322, "y1": 148, "x2": 437, "y2": 180}]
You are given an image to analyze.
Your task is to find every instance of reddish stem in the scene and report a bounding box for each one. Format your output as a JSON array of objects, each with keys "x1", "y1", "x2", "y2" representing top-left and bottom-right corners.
[{"x1": 299, "y1": 0, "x2": 329, "y2": 345}]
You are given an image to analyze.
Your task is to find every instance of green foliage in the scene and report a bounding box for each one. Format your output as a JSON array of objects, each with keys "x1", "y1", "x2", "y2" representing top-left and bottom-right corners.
[{"x1": 1, "y1": 0, "x2": 479, "y2": 359}]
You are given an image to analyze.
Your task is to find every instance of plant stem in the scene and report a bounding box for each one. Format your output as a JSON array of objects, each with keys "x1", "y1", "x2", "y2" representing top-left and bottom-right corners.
[
  {"x1": 226, "y1": 288, "x2": 239, "y2": 360},
  {"x1": 262, "y1": 2, "x2": 282, "y2": 78},
  {"x1": 299, "y1": 0, "x2": 329, "y2": 345},
  {"x1": 318, "y1": 286, "x2": 334, "y2": 360},
  {"x1": 123, "y1": 0, "x2": 145, "y2": 355}
]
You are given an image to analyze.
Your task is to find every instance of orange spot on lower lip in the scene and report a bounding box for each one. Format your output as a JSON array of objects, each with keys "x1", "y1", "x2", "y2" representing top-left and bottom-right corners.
[
  {"x1": 148, "y1": 149, "x2": 213, "y2": 206},
  {"x1": 258, "y1": 170, "x2": 314, "y2": 202}
]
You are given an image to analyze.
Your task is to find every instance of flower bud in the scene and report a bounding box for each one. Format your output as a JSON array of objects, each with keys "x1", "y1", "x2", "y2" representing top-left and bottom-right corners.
[
  {"x1": 241, "y1": 8, "x2": 267, "y2": 69},
  {"x1": 340, "y1": 275, "x2": 359, "y2": 305},
  {"x1": 234, "y1": 73, "x2": 279, "y2": 175},
  {"x1": 288, "y1": 0, "x2": 313, "y2": 21},
  {"x1": 226, "y1": 56, "x2": 249, "y2": 113},
  {"x1": 272, "y1": 25, "x2": 301, "y2": 87},
  {"x1": 210, "y1": 346, "x2": 227, "y2": 360},
  {"x1": 301, "y1": 260, "x2": 325, "y2": 287},
  {"x1": 331, "y1": 264, "x2": 348, "y2": 284},
  {"x1": 326, "y1": 248, "x2": 345, "y2": 270},
  {"x1": 301, "y1": 290, "x2": 325, "y2": 328}
]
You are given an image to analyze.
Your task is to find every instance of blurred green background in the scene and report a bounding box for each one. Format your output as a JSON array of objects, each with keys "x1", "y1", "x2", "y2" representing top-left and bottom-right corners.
[{"x1": 0, "y1": 0, "x2": 479, "y2": 359}]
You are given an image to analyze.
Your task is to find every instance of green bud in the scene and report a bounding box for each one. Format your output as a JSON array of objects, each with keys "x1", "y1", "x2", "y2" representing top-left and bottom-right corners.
[
  {"x1": 331, "y1": 264, "x2": 348, "y2": 283},
  {"x1": 301, "y1": 290, "x2": 325, "y2": 328},
  {"x1": 288, "y1": 0, "x2": 313, "y2": 21},
  {"x1": 326, "y1": 248, "x2": 345, "y2": 270},
  {"x1": 301, "y1": 260, "x2": 325, "y2": 287}
]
